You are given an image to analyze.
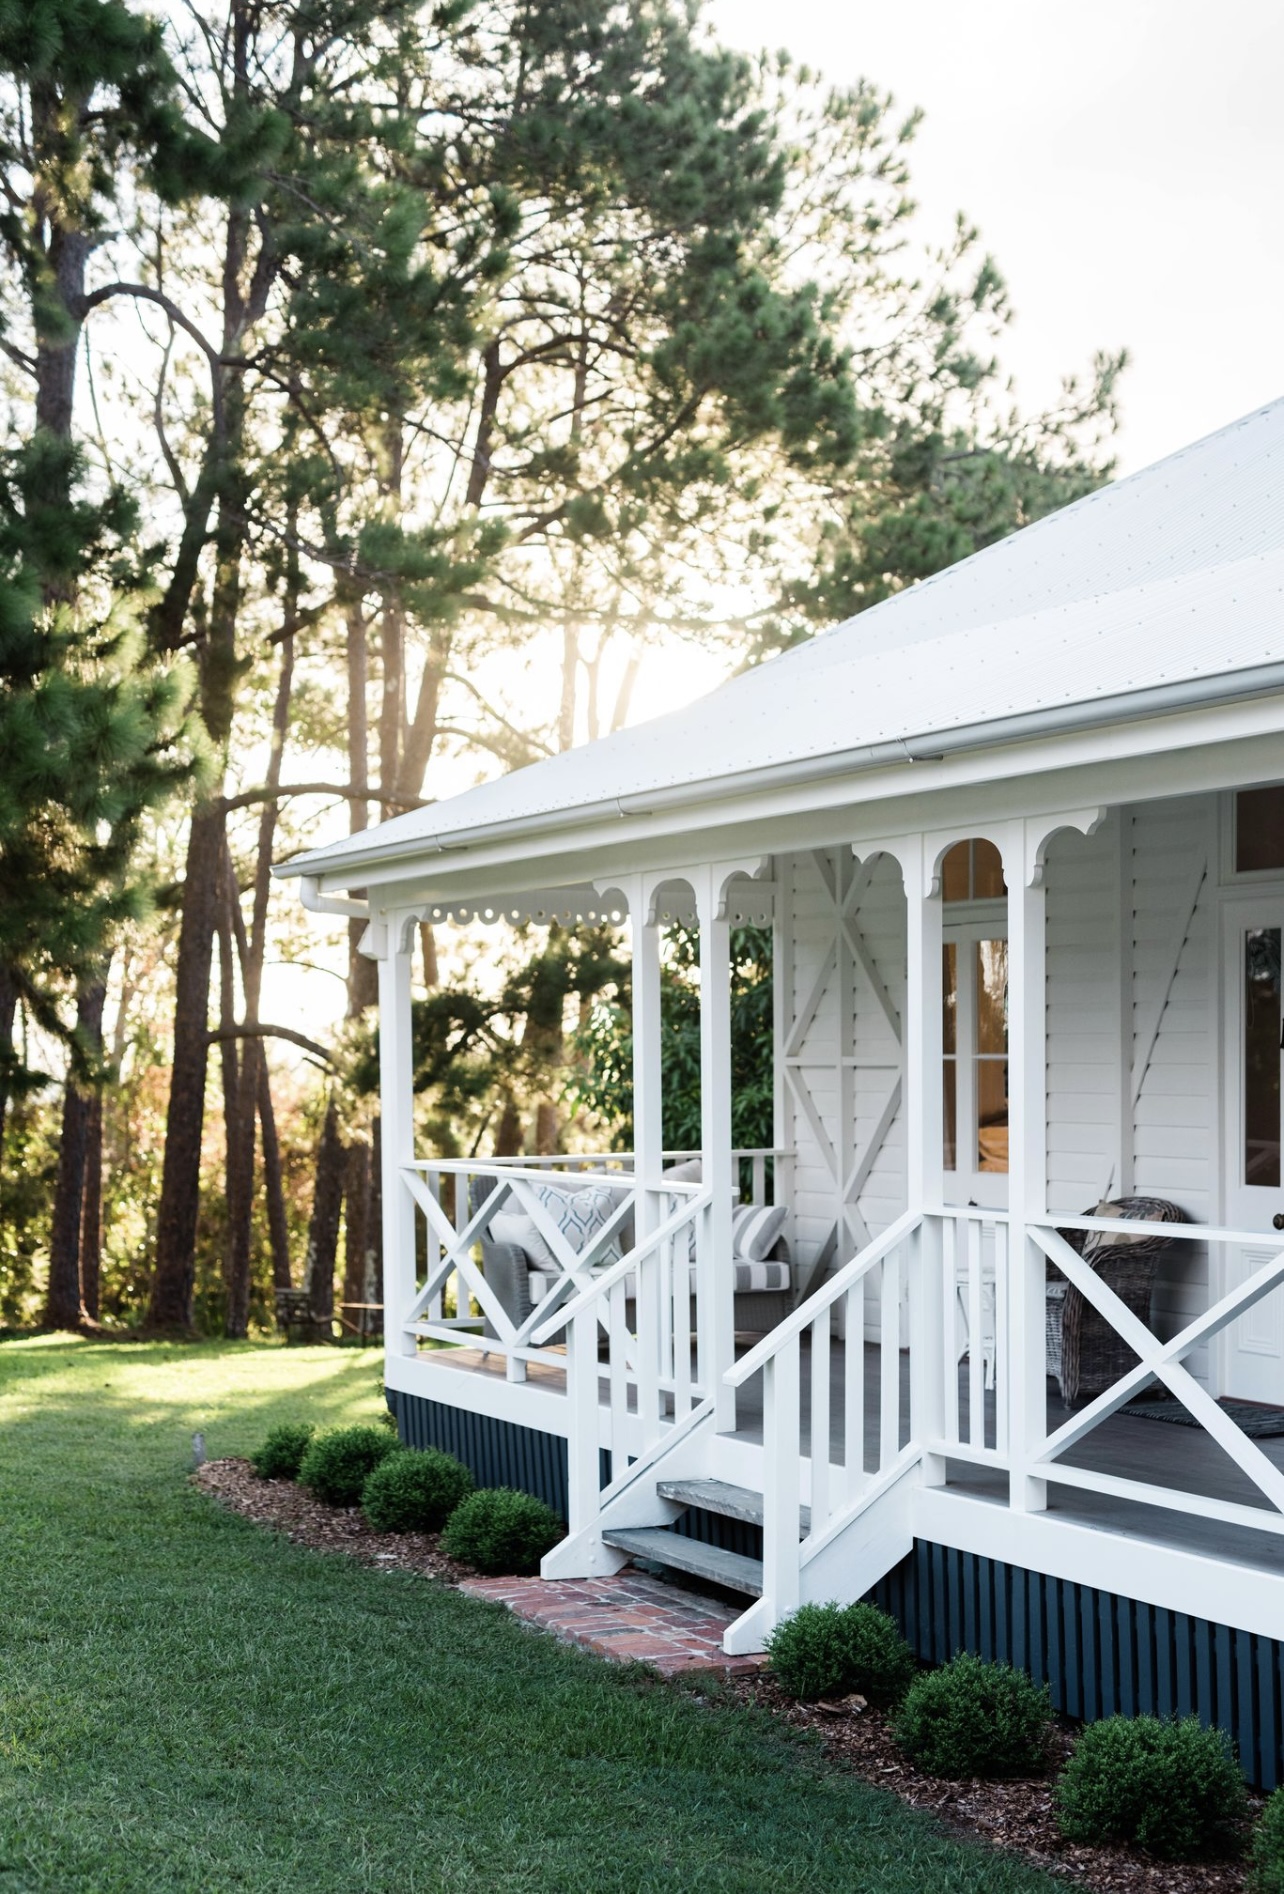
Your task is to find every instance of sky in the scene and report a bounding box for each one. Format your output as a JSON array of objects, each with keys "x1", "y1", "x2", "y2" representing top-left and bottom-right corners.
[{"x1": 708, "y1": 0, "x2": 1284, "y2": 476}]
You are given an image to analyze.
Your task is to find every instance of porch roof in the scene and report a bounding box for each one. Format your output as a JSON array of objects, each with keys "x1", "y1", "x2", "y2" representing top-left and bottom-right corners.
[{"x1": 281, "y1": 393, "x2": 1284, "y2": 885}]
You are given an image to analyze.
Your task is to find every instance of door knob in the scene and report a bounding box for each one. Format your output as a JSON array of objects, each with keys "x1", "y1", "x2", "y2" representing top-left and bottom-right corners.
[{"x1": 1273, "y1": 1214, "x2": 1284, "y2": 1231}]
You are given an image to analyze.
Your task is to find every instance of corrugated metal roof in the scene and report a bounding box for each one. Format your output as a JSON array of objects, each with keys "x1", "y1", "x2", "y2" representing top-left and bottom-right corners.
[{"x1": 286, "y1": 394, "x2": 1284, "y2": 876}]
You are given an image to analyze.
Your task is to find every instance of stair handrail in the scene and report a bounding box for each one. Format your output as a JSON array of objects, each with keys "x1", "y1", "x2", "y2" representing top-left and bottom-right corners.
[
  {"x1": 725, "y1": 1207, "x2": 923, "y2": 1388},
  {"x1": 529, "y1": 1184, "x2": 712, "y2": 1344}
]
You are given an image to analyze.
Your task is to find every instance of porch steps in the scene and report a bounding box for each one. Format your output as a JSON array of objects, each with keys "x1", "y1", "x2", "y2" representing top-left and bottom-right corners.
[
  {"x1": 600, "y1": 1526, "x2": 764, "y2": 1597},
  {"x1": 655, "y1": 1477, "x2": 811, "y2": 1536}
]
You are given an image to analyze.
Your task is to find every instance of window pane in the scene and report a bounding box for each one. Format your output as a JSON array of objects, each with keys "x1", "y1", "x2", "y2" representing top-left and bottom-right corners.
[
  {"x1": 1237, "y1": 787, "x2": 1284, "y2": 873},
  {"x1": 976, "y1": 1061, "x2": 1009, "y2": 1172},
  {"x1": 1245, "y1": 926, "x2": 1281, "y2": 1188},
  {"x1": 942, "y1": 942, "x2": 957, "y2": 1054},
  {"x1": 942, "y1": 842, "x2": 970, "y2": 903},
  {"x1": 975, "y1": 940, "x2": 1008, "y2": 1056},
  {"x1": 943, "y1": 1060, "x2": 957, "y2": 1171},
  {"x1": 973, "y1": 838, "x2": 1007, "y2": 898}
]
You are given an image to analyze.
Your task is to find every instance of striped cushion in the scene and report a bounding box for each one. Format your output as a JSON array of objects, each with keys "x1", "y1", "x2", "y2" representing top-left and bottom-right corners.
[
  {"x1": 731, "y1": 1203, "x2": 787, "y2": 1261},
  {"x1": 529, "y1": 1257, "x2": 793, "y2": 1302},
  {"x1": 734, "y1": 1259, "x2": 791, "y2": 1292}
]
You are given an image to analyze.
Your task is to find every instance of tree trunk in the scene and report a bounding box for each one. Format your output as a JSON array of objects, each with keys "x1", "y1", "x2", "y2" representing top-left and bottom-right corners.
[
  {"x1": 342, "y1": 1138, "x2": 371, "y2": 1334},
  {"x1": 44, "y1": 978, "x2": 107, "y2": 1330},
  {"x1": 258, "y1": 1060, "x2": 292, "y2": 1290},
  {"x1": 495, "y1": 1097, "x2": 524, "y2": 1157},
  {"x1": 148, "y1": 807, "x2": 226, "y2": 1331},
  {"x1": 79, "y1": 1087, "x2": 103, "y2": 1322},
  {"x1": 304, "y1": 1094, "x2": 344, "y2": 1334},
  {"x1": 216, "y1": 869, "x2": 250, "y2": 1338},
  {"x1": 0, "y1": 964, "x2": 19, "y2": 1165},
  {"x1": 368, "y1": 1117, "x2": 383, "y2": 1315}
]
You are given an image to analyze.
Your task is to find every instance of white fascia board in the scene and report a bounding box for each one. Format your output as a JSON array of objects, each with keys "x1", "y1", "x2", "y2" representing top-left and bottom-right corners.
[{"x1": 340, "y1": 692, "x2": 1284, "y2": 915}]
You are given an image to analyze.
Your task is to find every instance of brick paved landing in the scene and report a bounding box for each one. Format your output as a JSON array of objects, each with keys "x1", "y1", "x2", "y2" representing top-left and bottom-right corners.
[{"x1": 458, "y1": 1569, "x2": 766, "y2": 1676}]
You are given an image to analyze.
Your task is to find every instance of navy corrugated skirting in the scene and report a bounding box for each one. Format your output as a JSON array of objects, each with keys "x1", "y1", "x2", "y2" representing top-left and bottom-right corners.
[{"x1": 389, "y1": 1388, "x2": 1284, "y2": 1786}]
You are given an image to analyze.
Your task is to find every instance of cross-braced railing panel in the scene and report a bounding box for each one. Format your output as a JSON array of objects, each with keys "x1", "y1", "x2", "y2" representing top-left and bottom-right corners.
[{"x1": 1029, "y1": 1220, "x2": 1284, "y2": 1528}]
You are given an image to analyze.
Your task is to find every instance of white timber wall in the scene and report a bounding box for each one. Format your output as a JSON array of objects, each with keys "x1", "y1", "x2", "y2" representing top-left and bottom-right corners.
[
  {"x1": 777, "y1": 848, "x2": 906, "y2": 1328},
  {"x1": 1126, "y1": 794, "x2": 1217, "y2": 1379}
]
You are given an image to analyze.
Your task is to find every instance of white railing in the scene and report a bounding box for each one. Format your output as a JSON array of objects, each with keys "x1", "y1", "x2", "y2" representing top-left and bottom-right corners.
[
  {"x1": 477, "y1": 1147, "x2": 788, "y2": 1204},
  {"x1": 1020, "y1": 1215, "x2": 1284, "y2": 1538},
  {"x1": 529, "y1": 1184, "x2": 715, "y2": 1537},
  {"x1": 725, "y1": 1209, "x2": 924, "y2": 1623}
]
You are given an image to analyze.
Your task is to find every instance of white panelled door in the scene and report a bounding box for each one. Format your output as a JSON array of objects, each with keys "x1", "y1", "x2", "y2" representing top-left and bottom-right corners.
[{"x1": 1222, "y1": 898, "x2": 1284, "y2": 1404}]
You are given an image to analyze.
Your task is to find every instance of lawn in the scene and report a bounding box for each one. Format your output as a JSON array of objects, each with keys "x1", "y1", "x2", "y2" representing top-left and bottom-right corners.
[{"x1": 0, "y1": 1339, "x2": 1059, "y2": 1893}]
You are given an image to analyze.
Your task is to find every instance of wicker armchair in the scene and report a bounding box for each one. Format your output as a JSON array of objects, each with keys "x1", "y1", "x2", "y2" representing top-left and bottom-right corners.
[{"x1": 1051, "y1": 1195, "x2": 1188, "y2": 1406}]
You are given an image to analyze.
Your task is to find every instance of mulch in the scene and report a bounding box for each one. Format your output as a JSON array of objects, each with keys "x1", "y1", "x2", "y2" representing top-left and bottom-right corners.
[
  {"x1": 196, "y1": 1457, "x2": 1262, "y2": 1892},
  {"x1": 194, "y1": 1456, "x2": 473, "y2": 1584}
]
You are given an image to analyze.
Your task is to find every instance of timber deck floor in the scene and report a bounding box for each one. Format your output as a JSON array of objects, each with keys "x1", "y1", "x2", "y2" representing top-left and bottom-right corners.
[{"x1": 424, "y1": 1338, "x2": 1284, "y2": 1580}]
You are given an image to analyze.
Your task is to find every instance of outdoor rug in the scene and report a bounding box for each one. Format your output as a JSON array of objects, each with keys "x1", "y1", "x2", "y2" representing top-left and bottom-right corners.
[{"x1": 1121, "y1": 1395, "x2": 1284, "y2": 1436}]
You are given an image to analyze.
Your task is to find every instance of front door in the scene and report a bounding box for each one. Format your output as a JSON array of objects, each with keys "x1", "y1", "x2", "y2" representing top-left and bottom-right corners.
[{"x1": 1222, "y1": 899, "x2": 1284, "y2": 1403}]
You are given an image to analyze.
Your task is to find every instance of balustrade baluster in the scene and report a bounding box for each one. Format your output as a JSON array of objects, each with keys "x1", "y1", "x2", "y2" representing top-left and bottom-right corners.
[
  {"x1": 994, "y1": 1221, "x2": 1009, "y2": 1452},
  {"x1": 942, "y1": 1217, "x2": 959, "y2": 1446},
  {"x1": 967, "y1": 1217, "x2": 984, "y2": 1444},
  {"x1": 879, "y1": 1247, "x2": 901, "y2": 1470},
  {"x1": 809, "y1": 1306, "x2": 831, "y2": 1534},
  {"x1": 844, "y1": 1278, "x2": 865, "y2": 1496}
]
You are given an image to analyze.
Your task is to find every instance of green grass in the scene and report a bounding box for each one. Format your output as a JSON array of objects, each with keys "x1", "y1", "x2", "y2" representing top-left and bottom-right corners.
[{"x1": 0, "y1": 1339, "x2": 1059, "y2": 1893}]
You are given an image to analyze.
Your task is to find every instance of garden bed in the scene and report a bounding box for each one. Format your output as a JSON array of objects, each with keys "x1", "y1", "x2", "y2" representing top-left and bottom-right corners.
[
  {"x1": 716, "y1": 1672, "x2": 1259, "y2": 1894},
  {"x1": 199, "y1": 1454, "x2": 1261, "y2": 1893}
]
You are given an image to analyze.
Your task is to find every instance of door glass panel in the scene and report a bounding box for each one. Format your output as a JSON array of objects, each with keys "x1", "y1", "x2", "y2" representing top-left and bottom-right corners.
[
  {"x1": 942, "y1": 942, "x2": 957, "y2": 1169},
  {"x1": 1244, "y1": 926, "x2": 1281, "y2": 1188},
  {"x1": 1237, "y1": 788, "x2": 1284, "y2": 873},
  {"x1": 976, "y1": 939, "x2": 1009, "y2": 1173}
]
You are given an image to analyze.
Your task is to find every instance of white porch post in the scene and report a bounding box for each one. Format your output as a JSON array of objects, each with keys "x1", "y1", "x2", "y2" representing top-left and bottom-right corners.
[
  {"x1": 621, "y1": 874, "x2": 665, "y2": 1439},
  {"x1": 694, "y1": 865, "x2": 737, "y2": 1431},
  {"x1": 899, "y1": 838, "x2": 947, "y2": 1483},
  {"x1": 374, "y1": 913, "x2": 417, "y2": 1364},
  {"x1": 1004, "y1": 820, "x2": 1049, "y2": 1512}
]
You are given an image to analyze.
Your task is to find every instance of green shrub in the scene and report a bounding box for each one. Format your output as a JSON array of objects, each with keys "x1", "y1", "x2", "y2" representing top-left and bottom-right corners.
[
  {"x1": 766, "y1": 1602, "x2": 916, "y2": 1706},
  {"x1": 298, "y1": 1426, "x2": 400, "y2": 1506},
  {"x1": 361, "y1": 1448, "x2": 474, "y2": 1533},
  {"x1": 1251, "y1": 1786, "x2": 1284, "y2": 1890},
  {"x1": 440, "y1": 1487, "x2": 563, "y2": 1574},
  {"x1": 250, "y1": 1422, "x2": 314, "y2": 1481},
  {"x1": 1056, "y1": 1714, "x2": 1247, "y2": 1860},
  {"x1": 894, "y1": 1653, "x2": 1052, "y2": 1778}
]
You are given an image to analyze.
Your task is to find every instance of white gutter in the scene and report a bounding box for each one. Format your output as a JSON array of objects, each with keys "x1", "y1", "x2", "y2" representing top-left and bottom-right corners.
[{"x1": 278, "y1": 659, "x2": 1284, "y2": 885}]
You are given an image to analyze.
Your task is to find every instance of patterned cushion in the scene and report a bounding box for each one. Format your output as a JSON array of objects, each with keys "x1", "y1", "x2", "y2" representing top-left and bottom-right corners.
[
  {"x1": 731, "y1": 1203, "x2": 788, "y2": 1261},
  {"x1": 491, "y1": 1181, "x2": 621, "y2": 1273}
]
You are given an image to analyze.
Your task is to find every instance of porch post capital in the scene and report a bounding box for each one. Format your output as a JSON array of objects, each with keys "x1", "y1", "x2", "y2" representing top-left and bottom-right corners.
[
  {"x1": 1017, "y1": 807, "x2": 1109, "y2": 888},
  {"x1": 689, "y1": 856, "x2": 772, "y2": 926},
  {"x1": 360, "y1": 909, "x2": 419, "y2": 960}
]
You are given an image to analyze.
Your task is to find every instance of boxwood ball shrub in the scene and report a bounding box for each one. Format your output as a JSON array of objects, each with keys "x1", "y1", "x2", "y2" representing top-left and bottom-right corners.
[
  {"x1": 298, "y1": 1425, "x2": 400, "y2": 1507},
  {"x1": 1251, "y1": 1786, "x2": 1284, "y2": 1890},
  {"x1": 440, "y1": 1487, "x2": 563, "y2": 1575},
  {"x1": 1056, "y1": 1714, "x2": 1248, "y2": 1860},
  {"x1": 894, "y1": 1653, "x2": 1053, "y2": 1778},
  {"x1": 766, "y1": 1601, "x2": 916, "y2": 1706},
  {"x1": 250, "y1": 1422, "x2": 314, "y2": 1481},
  {"x1": 361, "y1": 1448, "x2": 474, "y2": 1533}
]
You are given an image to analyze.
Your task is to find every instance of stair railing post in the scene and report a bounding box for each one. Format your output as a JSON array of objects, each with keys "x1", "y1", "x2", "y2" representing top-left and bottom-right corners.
[
  {"x1": 566, "y1": 1304, "x2": 603, "y2": 1535},
  {"x1": 762, "y1": 1340, "x2": 802, "y2": 1625},
  {"x1": 374, "y1": 912, "x2": 417, "y2": 1364}
]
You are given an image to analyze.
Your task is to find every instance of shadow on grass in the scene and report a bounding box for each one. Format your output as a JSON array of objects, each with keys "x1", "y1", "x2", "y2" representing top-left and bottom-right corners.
[{"x1": 0, "y1": 1341, "x2": 1060, "y2": 1894}]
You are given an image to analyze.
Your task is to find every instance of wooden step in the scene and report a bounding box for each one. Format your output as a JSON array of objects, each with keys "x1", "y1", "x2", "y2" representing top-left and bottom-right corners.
[
  {"x1": 601, "y1": 1526, "x2": 764, "y2": 1596},
  {"x1": 656, "y1": 1476, "x2": 810, "y2": 1536}
]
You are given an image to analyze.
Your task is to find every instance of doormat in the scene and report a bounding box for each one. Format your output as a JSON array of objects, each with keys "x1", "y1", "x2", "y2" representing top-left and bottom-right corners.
[{"x1": 1121, "y1": 1395, "x2": 1284, "y2": 1436}]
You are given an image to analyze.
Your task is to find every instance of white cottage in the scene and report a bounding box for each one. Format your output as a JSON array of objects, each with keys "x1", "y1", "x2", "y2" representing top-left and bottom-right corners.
[{"x1": 281, "y1": 397, "x2": 1284, "y2": 1782}]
